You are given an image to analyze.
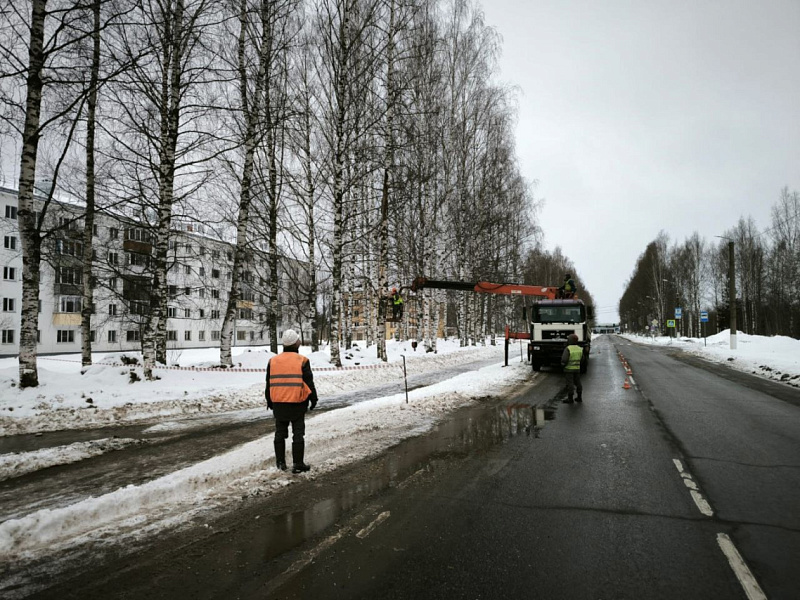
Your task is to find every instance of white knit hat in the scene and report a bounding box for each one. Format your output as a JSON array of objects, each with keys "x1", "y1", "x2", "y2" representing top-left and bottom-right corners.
[{"x1": 281, "y1": 329, "x2": 300, "y2": 347}]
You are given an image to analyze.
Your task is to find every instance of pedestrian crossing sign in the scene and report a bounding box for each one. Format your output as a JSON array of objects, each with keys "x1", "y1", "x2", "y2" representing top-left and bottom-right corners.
[{"x1": 667, "y1": 320, "x2": 676, "y2": 328}]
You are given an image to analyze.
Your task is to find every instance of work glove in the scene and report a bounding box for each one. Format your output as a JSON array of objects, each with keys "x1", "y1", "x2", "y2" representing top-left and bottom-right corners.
[{"x1": 267, "y1": 398, "x2": 273, "y2": 410}]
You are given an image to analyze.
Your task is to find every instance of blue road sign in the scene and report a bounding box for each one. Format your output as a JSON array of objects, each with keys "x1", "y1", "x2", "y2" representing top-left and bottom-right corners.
[
  {"x1": 700, "y1": 311, "x2": 709, "y2": 323},
  {"x1": 675, "y1": 307, "x2": 682, "y2": 319}
]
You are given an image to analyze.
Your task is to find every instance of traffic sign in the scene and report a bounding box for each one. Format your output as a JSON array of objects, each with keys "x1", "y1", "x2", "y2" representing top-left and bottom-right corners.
[
  {"x1": 675, "y1": 307, "x2": 682, "y2": 319},
  {"x1": 667, "y1": 319, "x2": 676, "y2": 328},
  {"x1": 700, "y1": 311, "x2": 709, "y2": 323}
]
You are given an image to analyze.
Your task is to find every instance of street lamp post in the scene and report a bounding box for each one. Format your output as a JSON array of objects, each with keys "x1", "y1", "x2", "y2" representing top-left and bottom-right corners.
[{"x1": 716, "y1": 236, "x2": 737, "y2": 350}]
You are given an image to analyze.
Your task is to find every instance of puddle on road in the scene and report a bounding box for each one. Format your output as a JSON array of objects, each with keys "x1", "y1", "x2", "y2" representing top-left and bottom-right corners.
[{"x1": 217, "y1": 402, "x2": 556, "y2": 579}]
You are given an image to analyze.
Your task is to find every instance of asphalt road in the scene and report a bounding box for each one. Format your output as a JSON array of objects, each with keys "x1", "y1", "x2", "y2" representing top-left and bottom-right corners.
[{"x1": 21, "y1": 335, "x2": 800, "y2": 599}]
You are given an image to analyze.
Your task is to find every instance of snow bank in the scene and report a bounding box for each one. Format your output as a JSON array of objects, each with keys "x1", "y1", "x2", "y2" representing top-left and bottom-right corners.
[
  {"x1": 621, "y1": 330, "x2": 800, "y2": 387},
  {"x1": 0, "y1": 438, "x2": 144, "y2": 482},
  {"x1": 0, "y1": 340, "x2": 503, "y2": 435},
  {"x1": 0, "y1": 359, "x2": 529, "y2": 561}
]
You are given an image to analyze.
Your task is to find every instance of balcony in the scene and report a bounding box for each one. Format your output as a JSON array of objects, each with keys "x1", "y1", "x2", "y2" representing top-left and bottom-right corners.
[{"x1": 123, "y1": 239, "x2": 152, "y2": 255}]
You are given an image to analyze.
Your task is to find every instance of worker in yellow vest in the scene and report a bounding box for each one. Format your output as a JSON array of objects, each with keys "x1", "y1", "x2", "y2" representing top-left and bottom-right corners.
[
  {"x1": 560, "y1": 333, "x2": 583, "y2": 404},
  {"x1": 391, "y1": 287, "x2": 404, "y2": 320},
  {"x1": 265, "y1": 329, "x2": 318, "y2": 473}
]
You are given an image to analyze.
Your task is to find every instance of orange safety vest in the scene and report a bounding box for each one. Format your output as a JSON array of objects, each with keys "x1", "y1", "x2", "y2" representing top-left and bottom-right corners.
[{"x1": 268, "y1": 352, "x2": 312, "y2": 404}]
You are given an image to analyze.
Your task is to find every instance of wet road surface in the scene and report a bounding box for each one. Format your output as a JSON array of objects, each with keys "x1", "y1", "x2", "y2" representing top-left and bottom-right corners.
[{"x1": 14, "y1": 336, "x2": 800, "y2": 599}]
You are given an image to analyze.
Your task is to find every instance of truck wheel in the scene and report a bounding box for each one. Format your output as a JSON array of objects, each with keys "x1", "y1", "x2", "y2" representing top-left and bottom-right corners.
[{"x1": 531, "y1": 361, "x2": 541, "y2": 372}]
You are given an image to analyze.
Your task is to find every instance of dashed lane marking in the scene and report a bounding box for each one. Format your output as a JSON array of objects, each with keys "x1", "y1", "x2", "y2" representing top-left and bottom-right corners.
[
  {"x1": 672, "y1": 458, "x2": 714, "y2": 517},
  {"x1": 356, "y1": 511, "x2": 391, "y2": 539},
  {"x1": 717, "y1": 533, "x2": 768, "y2": 600}
]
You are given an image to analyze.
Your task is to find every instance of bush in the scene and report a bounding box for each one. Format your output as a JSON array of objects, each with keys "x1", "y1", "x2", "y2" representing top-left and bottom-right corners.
[{"x1": 120, "y1": 355, "x2": 139, "y2": 366}]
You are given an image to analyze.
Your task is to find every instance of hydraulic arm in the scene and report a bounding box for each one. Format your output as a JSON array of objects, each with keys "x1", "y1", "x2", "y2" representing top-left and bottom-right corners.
[{"x1": 410, "y1": 277, "x2": 560, "y2": 300}]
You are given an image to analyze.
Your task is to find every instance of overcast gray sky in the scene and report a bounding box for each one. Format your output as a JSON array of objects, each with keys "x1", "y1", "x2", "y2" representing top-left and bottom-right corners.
[{"x1": 481, "y1": 0, "x2": 800, "y2": 322}]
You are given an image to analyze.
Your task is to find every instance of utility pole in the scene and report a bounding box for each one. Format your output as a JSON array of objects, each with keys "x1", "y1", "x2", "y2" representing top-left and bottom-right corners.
[{"x1": 728, "y1": 240, "x2": 737, "y2": 350}]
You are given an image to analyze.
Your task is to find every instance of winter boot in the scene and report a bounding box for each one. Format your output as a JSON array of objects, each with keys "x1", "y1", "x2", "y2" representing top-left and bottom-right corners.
[
  {"x1": 562, "y1": 396, "x2": 574, "y2": 404},
  {"x1": 292, "y1": 442, "x2": 311, "y2": 473},
  {"x1": 274, "y1": 439, "x2": 287, "y2": 471},
  {"x1": 576, "y1": 393, "x2": 583, "y2": 403}
]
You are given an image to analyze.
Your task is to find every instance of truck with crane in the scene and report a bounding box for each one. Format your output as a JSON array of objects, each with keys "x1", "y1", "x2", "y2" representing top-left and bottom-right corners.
[{"x1": 409, "y1": 277, "x2": 593, "y2": 373}]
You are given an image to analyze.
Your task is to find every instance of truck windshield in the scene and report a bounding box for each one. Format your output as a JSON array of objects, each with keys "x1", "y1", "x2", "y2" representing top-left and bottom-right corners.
[{"x1": 533, "y1": 306, "x2": 585, "y2": 324}]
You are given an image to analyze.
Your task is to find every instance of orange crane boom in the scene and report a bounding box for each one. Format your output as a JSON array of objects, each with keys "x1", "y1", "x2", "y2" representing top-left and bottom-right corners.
[{"x1": 410, "y1": 277, "x2": 561, "y2": 300}]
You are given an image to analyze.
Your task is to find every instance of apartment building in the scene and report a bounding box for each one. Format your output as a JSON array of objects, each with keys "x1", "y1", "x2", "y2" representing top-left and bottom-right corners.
[{"x1": 0, "y1": 186, "x2": 311, "y2": 357}]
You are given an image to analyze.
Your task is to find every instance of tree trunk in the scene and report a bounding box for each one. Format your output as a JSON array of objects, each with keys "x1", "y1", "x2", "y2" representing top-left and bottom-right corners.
[
  {"x1": 81, "y1": 0, "x2": 102, "y2": 368},
  {"x1": 16, "y1": 0, "x2": 47, "y2": 388}
]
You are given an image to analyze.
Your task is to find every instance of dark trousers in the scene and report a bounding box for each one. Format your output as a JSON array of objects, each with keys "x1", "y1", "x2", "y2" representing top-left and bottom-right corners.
[
  {"x1": 273, "y1": 403, "x2": 307, "y2": 444},
  {"x1": 565, "y1": 371, "x2": 582, "y2": 399}
]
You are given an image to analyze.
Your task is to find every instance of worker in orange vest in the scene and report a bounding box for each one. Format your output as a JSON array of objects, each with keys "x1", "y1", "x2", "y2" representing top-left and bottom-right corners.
[{"x1": 265, "y1": 329, "x2": 318, "y2": 473}]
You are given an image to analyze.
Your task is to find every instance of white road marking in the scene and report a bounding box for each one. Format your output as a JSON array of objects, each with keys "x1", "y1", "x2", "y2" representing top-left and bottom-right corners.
[
  {"x1": 672, "y1": 459, "x2": 714, "y2": 517},
  {"x1": 262, "y1": 526, "x2": 350, "y2": 595},
  {"x1": 628, "y1": 375, "x2": 636, "y2": 386},
  {"x1": 717, "y1": 533, "x2": 768, "y2": 600},
  {"x1": 356, "y1": 511, "x2": 391, "y2": 539}
]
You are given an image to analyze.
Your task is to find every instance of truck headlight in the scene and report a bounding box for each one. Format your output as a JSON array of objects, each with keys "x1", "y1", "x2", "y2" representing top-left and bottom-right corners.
[{"x1": 533, "y1": 346, "x2": 540, "y2": 350}]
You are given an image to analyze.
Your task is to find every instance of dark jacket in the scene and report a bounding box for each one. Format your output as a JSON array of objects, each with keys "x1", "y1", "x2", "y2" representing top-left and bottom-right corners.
[{"x1": 265, "y1": 350, "x2": 318, "y2": 410}]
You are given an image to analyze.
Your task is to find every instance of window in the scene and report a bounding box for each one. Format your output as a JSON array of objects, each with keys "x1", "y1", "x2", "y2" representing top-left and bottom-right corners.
[
  {"x1": 168, "y1": 285, "x2": 177, "y2": 297},
  {"x1": 90, "y1": 330, "x2": 96, "y2": 342},
  {"x1": 109, "y1": 304, "x2": 117, "y2": 316},
  {"x1": 198, "y1": 288, "x2": 205, "y2": 298},
  {"x1": 184, "y1": 287, "x2": 191, "y2": 296},
  {"x1": 57, "y1": 330, "x2": 75, "y2": 343},
  {"x1": 212, "y1": 269, "x2": 220, "y2": 279},
  {"x1": 211, "y1": 330, "x2": 220, "y2": 341},
  {"x1": 3, "y1": 267, "x2": 17, "y2": 280},
  {"x1": 109, "y1": 277, "x2": 117, "y2": 289},
  {"x1": 109, "y1": 227, "x2": 119, "y2": 239},
  {"x1": 108, "y1": 252, "x2": 119, "y2": 266},
  {"x1": 92, "y1": 225, "x2": 98, "y2": 236},
  {"x1": 2, "y1": 298, "x2": 15, "y2": 312},
  {"x1": 184, "y1": 265, "x2": 191, "y2": 275},
  {"x1": 5, "y1": 205, "x2": 17, "y2": 219},
  {"x1": 226, "y1": 251, "x2": 233, "y2": 261},
  {"x1": 126, "y1": 330, "x2": 140, "y2": 342},
  {"x1": 184, "y1": 308, "x2": 191, "y2": 318},
  {"x1": 130, "y1": 300, "x2": 148, "y2": 315},
  {"x1": 58, "y1": 296, "x2": 81, "y2": 313},
  {"x1": 3, "y1": 236, "x2": 16, "y2": 250},
  {"x1": 199, "y1": 266, "x2": 205, "y2": 276},
  {"x1": 239, "y1": 308, "x2": 253, "y2": 320},
  {"x1": 226, "y1": 271, "x2": 231, "y2": 280},
  {"x1": 212, "y1": 249, "x2": 220, "y2": 259},
  {"x1": 198, "y1": 309, "x2": 205, "y2": 318},
  {"x1": 211, "y1": 309, "x2": 220, "y2": 319},
  {"x1": 237, "y1": 330, "x2": 246, "y2": 341},
  {"x1": 126, "y1": 252, "x2": 149, "y2": 267},
  {"x1": 184, "y1": 331, "x2": 191, "y2": 341},
  {"x1": 125, "y1": 228, "x2": 150, "y2": 242},
  {"x1": 199, "y1": 331, "x2": 206, "y2": 341},
  {"x1": 167, "y1": 307, "x2": 177, "y2": 318},
  {"x1": 211, "y1": 289, "x2": 219, "y2": 299},
  {"x1": 108, "y1": 330, "x2": 117, "y2": 343},
  {"x1": 199, "y1": 246, "x2": 206, "y2": 256},
  {"x1": 167, "y1": 330, "x2": 177, "y2": 341},
  {"x1": 1, "y1": 330, "x2": 14, "y2": 344},
  {"x1": 55, "y1": 267, "x2": 82, "y2": 285}
]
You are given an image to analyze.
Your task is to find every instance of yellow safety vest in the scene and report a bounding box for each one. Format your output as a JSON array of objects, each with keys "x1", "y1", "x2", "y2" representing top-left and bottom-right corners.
[{"x1": 565, "y1": 344, "x2": 583, "y2": 372}]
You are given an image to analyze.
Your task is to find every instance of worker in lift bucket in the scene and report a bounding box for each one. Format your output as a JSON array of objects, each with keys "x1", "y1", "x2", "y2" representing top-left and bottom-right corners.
[
  {"x1": 391, "y1": 288, "x2": 404, "y2": 320},
  {"x1": 558, "y1": 273, "x2": 577, "y2": 299}
]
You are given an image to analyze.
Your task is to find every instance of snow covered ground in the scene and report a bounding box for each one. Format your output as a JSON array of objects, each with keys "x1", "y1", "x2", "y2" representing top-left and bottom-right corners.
[
  {"x1": 0, "y1": 338, "x2": 505, "y2": 435},
  {"x1": 621, "y1": 329, "x2": 800, "y2": 387},
  {"x1": 0, "y1": 339, "x2": 530, "y2": 579}
]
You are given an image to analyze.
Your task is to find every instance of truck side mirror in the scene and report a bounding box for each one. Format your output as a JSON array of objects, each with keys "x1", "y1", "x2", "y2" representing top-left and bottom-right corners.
[
  {"x1": 522, "y1": 306, "x2": 527, "y2": 320},
  {"x1": 587, "y1": 306, "x2": 594, "y2": 319}
]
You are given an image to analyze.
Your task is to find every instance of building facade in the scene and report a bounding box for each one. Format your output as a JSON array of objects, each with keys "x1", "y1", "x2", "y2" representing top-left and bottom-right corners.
[{"x1": 0, "y1": 187, "x2": 311, "y2": 357}]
